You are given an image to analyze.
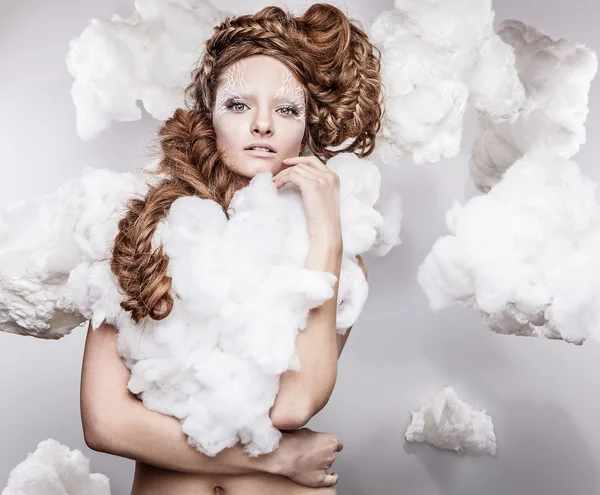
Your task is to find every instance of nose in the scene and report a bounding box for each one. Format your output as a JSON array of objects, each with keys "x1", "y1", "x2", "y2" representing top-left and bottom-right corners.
[
  {"x1": 252, "y1": 123, "x2": 272, "y2": 137},
  {"x1": 251, "y1": 107, "x2": 273, "y2": 137}
]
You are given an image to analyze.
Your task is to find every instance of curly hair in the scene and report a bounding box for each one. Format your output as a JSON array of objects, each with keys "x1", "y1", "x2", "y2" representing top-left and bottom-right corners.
[{"x1": 110, "y1": 3, "x2": 384, "y2": 325}]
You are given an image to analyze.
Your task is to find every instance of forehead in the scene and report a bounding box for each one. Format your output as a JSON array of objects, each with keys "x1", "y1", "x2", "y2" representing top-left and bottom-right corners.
[{"x1": 216, "y1": 56, "x2": 305, "y2": 96}]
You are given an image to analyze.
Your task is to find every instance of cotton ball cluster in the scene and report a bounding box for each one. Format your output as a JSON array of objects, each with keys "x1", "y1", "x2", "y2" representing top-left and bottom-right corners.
[
  {"x1": 470, "y1": 20, "x2": 598, "y2": 192},
  {"x1": 0, "y1": 150, "x2": 399, "y2": 457},
  {"x1": 2, "y1": 439, "x2": 110, "y2": 495},
  {"x1": 418, "y1": 17, "x2": 600, "y2": 344},
  {"x1": 0, "y1": 167, "x2": 152, "y2": 339},
  {"x1": 67, "y1": 0, "x2": 231, "y2": 139},
  {"x1": 368, "y1": 190, "x2": 403, "y2": 257},
  {"x1": 107, "y1": 185, "x2": 337, "y2": 455},
  {"x1": 405, "y1": 387, "x2": 497, "y2": 456},
  {"x1": 418, "y1": 150, "x2": 600, "y2": 344},
  {"x1": 83, "y1": 153, "x2": 392, "y2": 457},
  {"x1": 368, "y1": 0, "x2": 525, "y2": 166}
]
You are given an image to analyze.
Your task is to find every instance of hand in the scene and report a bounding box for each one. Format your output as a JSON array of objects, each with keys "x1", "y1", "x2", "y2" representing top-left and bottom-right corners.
[
  {"x1": 274, "y1": 427, "x2": 343, "y2": 488},
  {"x1": 272, "y1": 156, "x2": 342, "y2": 247}
]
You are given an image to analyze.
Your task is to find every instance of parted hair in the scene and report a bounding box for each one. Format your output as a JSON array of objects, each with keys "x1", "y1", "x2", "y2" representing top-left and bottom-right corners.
[{"x1": 110, "y1": 3, "x2": 384, "y2": 325}]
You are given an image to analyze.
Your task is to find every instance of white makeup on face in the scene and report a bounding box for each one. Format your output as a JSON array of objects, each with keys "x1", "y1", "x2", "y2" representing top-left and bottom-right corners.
[{"x1": 212, "y1": 55, "x2": 307, "y2": 179}]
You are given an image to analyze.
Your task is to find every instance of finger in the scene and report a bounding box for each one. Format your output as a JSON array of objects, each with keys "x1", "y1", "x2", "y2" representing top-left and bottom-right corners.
[
  {"x1": 273, "y1": 162, "x2": 322, "y2": 183},
  {"x1": 273, "y1": 163, "x2": 321, "y2": 183},
  {"x1": 287, "y1": 164, "x2": 328, "y2": 185},
  {"x1": 274, "y1": 168, "x2": 324, "y2": 190},
  {"x1": 274, "y1": 169, "x2": 310, "y2": 190},
  {"x1": 273, "y1": 167, "x2": 312, "y2": 187},
  {"x1": 294, "y1": 163, "x2": 331, "y2": 181},
  {"x1": 274, "y1": 165, "x2": 331, "y2": 190},
  {"x1": 274, "y1": 154, "x2": 335, "y2": 181},
  {"x1": 336, "y1": 442, "x2": 344, "y2": 452},
  {"x1": 292, "y1": 162, "x2": 339, "y2": 187},
  {"x1": 283, "y1": 155, "x2": 328, "y2": 171}
]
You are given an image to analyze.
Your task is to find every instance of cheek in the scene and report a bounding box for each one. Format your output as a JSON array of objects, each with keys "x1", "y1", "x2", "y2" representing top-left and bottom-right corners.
[
  {"x1": 279, "y1": 121, "x2": 306, "y2": 152},
  {"x1": 213, "y1": 118, "x2": 239, "y2": 148}
]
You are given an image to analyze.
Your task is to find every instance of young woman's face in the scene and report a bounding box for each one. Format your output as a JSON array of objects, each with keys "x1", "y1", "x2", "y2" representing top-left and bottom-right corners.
[{"x1": 212, "y1": 55, "x2": 307, "y2": 179}]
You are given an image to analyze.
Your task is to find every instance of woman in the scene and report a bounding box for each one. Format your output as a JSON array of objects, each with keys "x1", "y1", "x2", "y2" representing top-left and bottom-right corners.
[{"x1": 80, "y1": 3, "x2": 382, "y2": 494}]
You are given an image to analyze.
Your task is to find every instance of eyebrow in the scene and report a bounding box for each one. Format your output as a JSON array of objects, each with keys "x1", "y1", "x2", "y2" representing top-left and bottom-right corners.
[{"x1": 228, "y1": 92, "x2": 304, "y2": 104}]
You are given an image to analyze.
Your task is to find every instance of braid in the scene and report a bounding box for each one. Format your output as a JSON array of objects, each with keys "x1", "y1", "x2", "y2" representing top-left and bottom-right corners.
[{"x1": 110, "y1": 3, "x2": 384, "y2": 325}]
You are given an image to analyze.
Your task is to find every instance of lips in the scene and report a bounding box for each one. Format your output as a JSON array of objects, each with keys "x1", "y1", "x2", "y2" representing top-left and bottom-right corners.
[
  {"x1": 247, "y1": 148, "x2": 275, "y2": 153},
  {"x1": 244, "y1": 143, "x2": 276, "y2": 153},
  {"x1": 245, "y1": 148, "x2": 277, "y2": 157}
]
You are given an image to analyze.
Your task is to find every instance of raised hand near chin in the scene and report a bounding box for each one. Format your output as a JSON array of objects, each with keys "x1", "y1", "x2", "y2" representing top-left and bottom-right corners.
[{"x1": 272, "y1": 155, "x2": 342, "y2": 249}]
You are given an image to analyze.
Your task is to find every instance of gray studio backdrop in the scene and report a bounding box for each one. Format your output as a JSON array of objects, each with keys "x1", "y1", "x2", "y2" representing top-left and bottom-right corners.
[{"x1": 2, "y1": 0, "x2": 600, "y2": 494}]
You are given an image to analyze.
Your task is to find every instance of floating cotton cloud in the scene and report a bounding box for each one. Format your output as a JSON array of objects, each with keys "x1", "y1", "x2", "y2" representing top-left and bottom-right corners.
[
  {"x1": 0, "y1": 168, "x2": 156, "y2": 339},
  {"x1": 0, "y1": 153, "x2": 400, "y2": 457},
  {"x1": 418, "y1": 21, "x2": 599, "y2": 345},
  {"x1": 2, "y1": 439, "x2": 110, "y2": 495},
  {"x1": 66, "y1": 0, "x2": 231, "y2": 139},
  {"x1": 368, "y1": 0, "x2": 526, "y2": 166},
  {"x1": 419, "y1": 151, "x2": 600, "y2": 344},
  {"x1": 368, "y1": 189, "x2": 402, "y2": 257},
  {"x1": 470, "y1": 20, "x2": 599, "y2": 192},
  {"x1": 405, "y1": 386, "x2": 497, "y2": 456}
]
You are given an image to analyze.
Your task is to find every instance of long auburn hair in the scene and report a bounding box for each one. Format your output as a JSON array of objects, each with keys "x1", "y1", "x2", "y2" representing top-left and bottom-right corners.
[{"x1": 110, "y1": 3, "x2": 384, "y2": 325}]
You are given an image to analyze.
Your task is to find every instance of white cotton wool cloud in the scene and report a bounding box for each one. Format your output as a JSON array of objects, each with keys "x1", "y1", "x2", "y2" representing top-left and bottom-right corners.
[
  {"x1": 418, "y1": 20, "x2": 600, "y2": 345},
  {"x1": 0, "y1": 168, "x2": 155, "y2": 339},
  {"x1": 405, "y1": 387, "x2": 497, "y2": 456},
  {"x1": 470, "y1": 20, "x2": 599, "y2": 192},
  {"x1": 368, "y1": 0, "x2": 526, "y2": 166},
  {"x1": 66, "y1": 0, "x2": 231, "y2": 139},
  {"x1": 368, "y1": 189, "x2": 403, "y2": 257},
  {"x1": 0, "y1": 153, "x2": 400, "y2": 457},
  {"x1": 2, "y1": 439, "x2": 110, "y2": 495},
  {"x1": 419, "y1": 150, "x2": 600, "y2": 345}
]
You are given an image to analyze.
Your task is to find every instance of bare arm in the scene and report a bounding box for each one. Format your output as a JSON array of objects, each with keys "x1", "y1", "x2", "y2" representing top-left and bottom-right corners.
[
  {"x1": 269, "y1": 250, "x2": 368, "y2": 430},
  {"x1": 80, "y1": 320, "x2": 282, "y2": 476}
]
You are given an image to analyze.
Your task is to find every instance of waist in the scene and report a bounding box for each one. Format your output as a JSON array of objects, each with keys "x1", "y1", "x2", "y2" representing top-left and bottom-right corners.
[{"x1": 131, "y1": 461, "x2": 337, "y2": 495}]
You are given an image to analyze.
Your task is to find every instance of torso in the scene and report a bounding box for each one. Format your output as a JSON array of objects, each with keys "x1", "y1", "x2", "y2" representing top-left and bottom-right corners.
[{"x1": 130, "y1": 462, "x2": 337, "y2": 495}]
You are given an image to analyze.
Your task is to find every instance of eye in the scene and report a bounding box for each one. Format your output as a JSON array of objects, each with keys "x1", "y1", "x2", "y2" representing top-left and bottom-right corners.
[
  {"x1": 279, "y1": 106, "x2": 300, "y2": 117},
  {"x1": 224, "y1": 100, "x2": 247, "y2": 112},
  {"x1": 224, "y1": 99, "x2": 300, "y2": 117}
]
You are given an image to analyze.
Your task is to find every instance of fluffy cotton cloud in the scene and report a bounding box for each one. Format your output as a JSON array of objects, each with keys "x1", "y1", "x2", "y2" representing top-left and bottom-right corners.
[
  {"x1": 470, "y1": 20, "x2": 598, "y2": 192},
  {"x1": 418, "y1": 21, "x2": 599, "y2": 344},
  {"x1": 66, "y1": 0, "x2": 231, "y2": 139},
  {"x1": 368, "y1": 0, "x2": 526, "y2": 166},
  {"x1": 418, "y1": 151, "x2": 600, "y2": 344},
  {"x1": 67, "y1": 0, "x2": 525, "y2": 172},
  {"x1": 0, "y1": 168, "x2": 151, "y2": 339},
  {"x1": 0, "y1": 153, "x2": 401, "y2": 456},
  {"x1": 405, "y1": 387, "x2": 497, "y2": 456},
  {"x1": 2, "y1": 439, "x2": 110, "y2": 495}
]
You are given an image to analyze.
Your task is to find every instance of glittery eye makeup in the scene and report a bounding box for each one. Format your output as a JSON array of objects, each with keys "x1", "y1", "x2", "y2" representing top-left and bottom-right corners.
[
  {"x1": 211, "y1": 56, "x2": 307, "y2": 179},
  {"x1": 223, "y1": 98, "x2": 301, "y2": 117},
  {"x1": 213, "y1": 60, "x2": 306, "y2": 122}
]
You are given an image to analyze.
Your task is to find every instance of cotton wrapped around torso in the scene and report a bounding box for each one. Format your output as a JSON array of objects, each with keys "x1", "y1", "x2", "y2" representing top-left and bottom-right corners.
[{"x1": 0, "y1": 152, "x2": 393, "y2": 456}]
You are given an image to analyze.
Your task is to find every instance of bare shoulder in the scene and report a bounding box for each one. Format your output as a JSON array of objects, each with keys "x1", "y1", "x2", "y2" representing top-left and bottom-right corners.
[{"x1": 356, "y1": 254, "x2": 368, "y2": 280}]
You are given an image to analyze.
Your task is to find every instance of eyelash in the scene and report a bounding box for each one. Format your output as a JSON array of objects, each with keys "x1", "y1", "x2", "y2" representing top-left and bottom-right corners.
[{"x1": 224, "y1": 99, "x2": 300, "y2": 117}]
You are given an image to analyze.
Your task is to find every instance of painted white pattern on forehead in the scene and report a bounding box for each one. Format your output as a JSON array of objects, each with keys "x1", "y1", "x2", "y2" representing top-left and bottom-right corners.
[
  {"x1": 213, "y1": 60, "x2": 306, "y2": 123},
  {"x1": 213, "y1": 60, "x2": 250, "y2": 119},
  {"x1": 274, "y1": 69, "x2": 306, "y2": 123}
]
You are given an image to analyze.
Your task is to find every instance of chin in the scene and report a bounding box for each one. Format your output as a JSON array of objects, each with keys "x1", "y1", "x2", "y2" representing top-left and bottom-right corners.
[{"x1": 239, "y1": 161, "x2": 280, "y2": 178}]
